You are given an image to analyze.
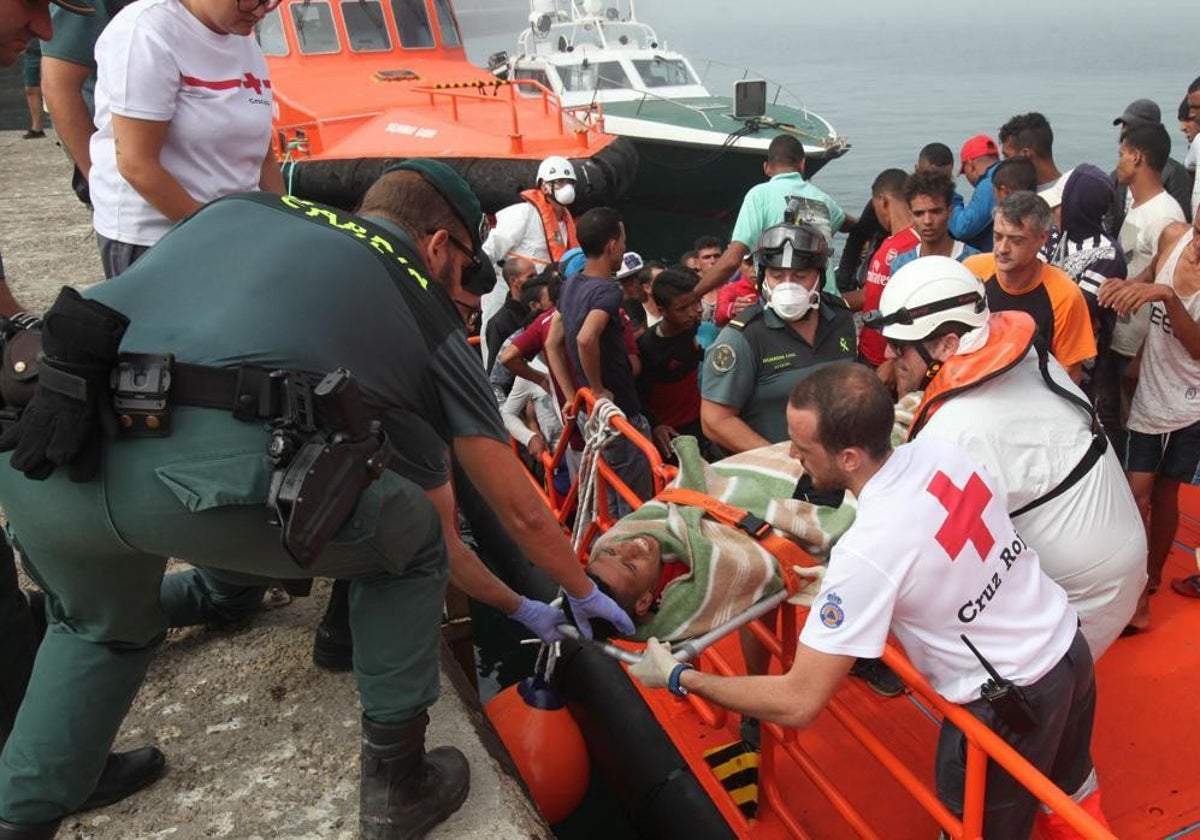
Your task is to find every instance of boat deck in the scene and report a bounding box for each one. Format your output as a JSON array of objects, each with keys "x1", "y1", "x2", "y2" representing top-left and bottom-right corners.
[
  {"x1": 631, "y1": 484, "x2": 1200, "y2": 838},
  {"x1": 1095, "y1": 483, "x2": 1200, "y2": 837}
]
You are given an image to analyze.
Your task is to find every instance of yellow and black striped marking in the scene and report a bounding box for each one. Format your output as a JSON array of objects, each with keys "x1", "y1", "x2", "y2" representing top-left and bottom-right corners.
[{"x1": 703, "y1": 740, "x2": 759, "y2": 818}]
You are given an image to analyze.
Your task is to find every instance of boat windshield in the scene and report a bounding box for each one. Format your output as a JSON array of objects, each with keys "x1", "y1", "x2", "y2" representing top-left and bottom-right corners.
[
  {"x1": 255, "y1": 8, "x2": 288, "y2": 55},
  {"x1": 390, "y1": 0, "x2": 434, "y2": 48},
  {"x1": 631, "y1": 57, "x2": 697, "y2": 88},
  {"x1": 290, "y1": 1, "x2": 340, "y2": 54},
  {"x1": 341, "y1": 0, "x2": 390, "y2": 52},
  {"x1": 430, "y1": 0, "x2": 461, "y2": 48},
  {"x1": 559, "y1": 60, "x2": 631, "y2": 92}
]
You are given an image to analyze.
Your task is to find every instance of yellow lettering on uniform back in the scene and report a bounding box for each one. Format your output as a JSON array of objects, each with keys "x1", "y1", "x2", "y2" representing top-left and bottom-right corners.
[
  {"x1": 335, "y1": 220, "x2": 369, "y2": 239},
  {"x1": 368, "y1": 235, "x2": 395, "y2": 254},
  {"x1": 405, "y1": 267, "x2": 429, "y2": 289}
]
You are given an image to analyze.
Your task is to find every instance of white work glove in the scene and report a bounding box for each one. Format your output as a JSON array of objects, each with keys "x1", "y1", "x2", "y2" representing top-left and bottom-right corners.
[
  {"x1": 628, "y1": 637, "x2": 677, "y2": 689},
  {"x1": 786, "y1": 565, "x2": 827, "y2": 607}
]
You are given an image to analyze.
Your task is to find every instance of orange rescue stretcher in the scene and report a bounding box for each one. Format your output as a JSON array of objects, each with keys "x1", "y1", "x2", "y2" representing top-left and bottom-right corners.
[{"x1": 517, "y1": 386, "x2": 1114, "y2": 840}]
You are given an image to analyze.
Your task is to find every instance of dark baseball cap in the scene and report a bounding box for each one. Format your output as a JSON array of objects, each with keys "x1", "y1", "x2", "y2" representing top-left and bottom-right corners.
[
  {"x1": 383, "y1": 158, "x2": 490, "y2": 252},
  {"x1": 1113, "y1": 99, "x2": 1161, "y2": 128}
]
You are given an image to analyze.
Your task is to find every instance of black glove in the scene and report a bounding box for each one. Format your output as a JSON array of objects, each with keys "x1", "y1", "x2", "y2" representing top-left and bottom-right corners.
[
  {"x1": 0, "y1": 287, "x2": 128, "y2": 482},
  {"x1": 1, "y1": 312, "x2": 41, "y2": 336}
]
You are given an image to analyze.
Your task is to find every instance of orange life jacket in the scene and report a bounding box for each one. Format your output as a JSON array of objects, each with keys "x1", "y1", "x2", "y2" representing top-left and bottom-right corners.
[
  {"x1": 520, "y1": 188, "x2": 577, "y2": 263},
  {"x1": 909, "y1": 311, "x2": 1037, "y2": 440}
]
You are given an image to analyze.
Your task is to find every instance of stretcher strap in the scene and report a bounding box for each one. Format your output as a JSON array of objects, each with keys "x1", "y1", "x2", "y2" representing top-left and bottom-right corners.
[{"x1": 655, "y1": 488, "x2": 816, "y2": 597}]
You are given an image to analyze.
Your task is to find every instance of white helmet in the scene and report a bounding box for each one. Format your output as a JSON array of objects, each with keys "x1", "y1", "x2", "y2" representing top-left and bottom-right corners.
[
  {"x1": 537, "y1": 155, "x2": 576, "y2": 184},
  {"x1": 870, "y1": 256, "x2": 988, "y2": 342}
]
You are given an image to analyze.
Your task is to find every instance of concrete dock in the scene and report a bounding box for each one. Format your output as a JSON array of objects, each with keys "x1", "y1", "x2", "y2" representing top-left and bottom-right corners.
[{"x1": 0, "y1": 129, "x2": 551, "y2": 840}]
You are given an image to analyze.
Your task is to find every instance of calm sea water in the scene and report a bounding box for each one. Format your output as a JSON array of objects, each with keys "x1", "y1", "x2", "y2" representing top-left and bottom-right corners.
[{"x1": 458, "y1": 1, "x2": 1197, "y2": 219}]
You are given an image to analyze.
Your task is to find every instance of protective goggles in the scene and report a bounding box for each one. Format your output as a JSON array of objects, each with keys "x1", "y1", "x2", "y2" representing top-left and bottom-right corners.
[
  {"x1": 861, "y1": 291, "x2": 985, "y2": 330},
  {"x1": 755, "y1": 224, "x2": 827, "y2": 268}
]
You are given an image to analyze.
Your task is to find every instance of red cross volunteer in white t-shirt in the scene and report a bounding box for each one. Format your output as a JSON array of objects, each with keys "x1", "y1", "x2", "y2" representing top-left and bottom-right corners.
[{"x1": 630, "y1": 362, "x2": 1108, "y2": 839}]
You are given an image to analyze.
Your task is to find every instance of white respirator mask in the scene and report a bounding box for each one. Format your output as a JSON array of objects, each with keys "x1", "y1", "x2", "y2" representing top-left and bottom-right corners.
[
  {"x1": 553, "y1": 183, "x2": 576, "y2": 206},
  {"x1": 764, "y1": 281, "x2": 818, "y2": 322}
]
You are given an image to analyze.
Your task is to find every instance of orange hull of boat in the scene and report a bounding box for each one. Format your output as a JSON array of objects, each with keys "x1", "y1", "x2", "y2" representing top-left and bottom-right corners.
[{"x1": 264, "y1": 2, "x2": 618, "y2": 164}]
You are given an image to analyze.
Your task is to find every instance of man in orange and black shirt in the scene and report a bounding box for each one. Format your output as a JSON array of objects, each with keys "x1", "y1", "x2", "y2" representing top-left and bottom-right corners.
[{"x1": 963, "y1": 191, "x2": 1096, "y2": 384}]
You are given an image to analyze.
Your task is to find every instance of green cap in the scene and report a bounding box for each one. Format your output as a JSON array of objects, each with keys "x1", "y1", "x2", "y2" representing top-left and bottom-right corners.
[{"x1": 384, "y1": 158, "x2": 489, "y2": 251}]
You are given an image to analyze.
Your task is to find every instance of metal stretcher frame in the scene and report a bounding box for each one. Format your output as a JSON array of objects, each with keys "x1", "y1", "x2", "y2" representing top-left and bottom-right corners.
[{"x1": 515, "y1": 385, "x2": 1114, "y2": 840}]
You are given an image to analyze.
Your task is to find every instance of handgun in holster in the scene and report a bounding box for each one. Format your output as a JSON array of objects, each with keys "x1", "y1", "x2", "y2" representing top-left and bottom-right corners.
[
  {"x1": 267, "y1": 369, "x2": 392, "y2": 568},
  {"x1": 961, "y1": 633, "x2": 1039, "y2": 734}
]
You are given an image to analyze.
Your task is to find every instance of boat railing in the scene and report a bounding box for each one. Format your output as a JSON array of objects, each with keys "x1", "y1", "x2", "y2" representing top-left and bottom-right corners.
[
  {"x1": 518, "y1": 385, "x2": 1115, "y2": 839},
  {"x1": 409, "y1": 78, "x2": 602, "y2": 154},
  {"x1": 690, "y1": 55, "x2": 812, "y2": 120},
  {"x1": 621, "y1": 81, "x2": 717, "y2": 128}
]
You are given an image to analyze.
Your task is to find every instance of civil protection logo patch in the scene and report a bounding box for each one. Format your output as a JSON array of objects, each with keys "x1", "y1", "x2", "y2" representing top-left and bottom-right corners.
[
  {"x1": 819, "y1": 592, "x2": 844, "y2": 629},
  {"x1": 711, "y1": 343, "x2": 736, "y2": 373}
]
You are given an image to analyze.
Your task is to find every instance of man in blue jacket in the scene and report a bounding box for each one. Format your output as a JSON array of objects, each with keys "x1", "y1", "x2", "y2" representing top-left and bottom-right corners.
[{"x1": 950, "y1": 134, "x2": 1001, "y2": 252}]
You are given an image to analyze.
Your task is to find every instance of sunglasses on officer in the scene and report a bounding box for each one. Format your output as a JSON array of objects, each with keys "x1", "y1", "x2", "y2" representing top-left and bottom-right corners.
[
  {"x1": 427, "y1": 229, "x2": 481, "y2": 269},
  {"x1": 237, "y1": 0, "x2": 282, "y2": 12}
]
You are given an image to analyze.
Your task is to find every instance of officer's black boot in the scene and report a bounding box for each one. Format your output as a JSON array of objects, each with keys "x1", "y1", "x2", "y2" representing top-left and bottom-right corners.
[
  {"x1": 77, "y1": 747, "x2": 167, "y2": 812},
  {"x1": 312, "y1": 579, "x2": 353, "y2": 672},
  {"x1": 359, "y1": 712, "x2": 470, "y2": 840},
  {"x1": 0, "y1": 819, "x2": 60, "y2": 839}
]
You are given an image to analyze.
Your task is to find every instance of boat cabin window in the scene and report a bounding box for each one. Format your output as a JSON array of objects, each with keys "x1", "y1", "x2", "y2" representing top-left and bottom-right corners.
[
  {"x1": 290, "y1": 2, "x2": 341, "y2": 54},
  {"x1": 390, "y1": 0, "x2": 435, "y2": 48},
  {"x1": 254, "y1": 8, "x2": 289, "y2": 56},
  {"x1": 340, "y1": 0, "x2": 391, "y2": 52},
  {"x1": 514, "y1": 67, "x2": 551, "y2": 95},
  {"x1": 430, "y1": 0, "x2": 461, "y2": 48},
  {"x1": 559, "y1": 60, "x2": 630, "y2": 92},
  {"x1": 632, "y1": 58, "x2": 697, "y2": 88}
]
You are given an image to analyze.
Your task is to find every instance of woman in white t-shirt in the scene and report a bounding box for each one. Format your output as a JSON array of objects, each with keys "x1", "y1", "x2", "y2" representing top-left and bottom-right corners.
[{"x1": 89, "y1": 0, "x2": 284, "y2": 278}]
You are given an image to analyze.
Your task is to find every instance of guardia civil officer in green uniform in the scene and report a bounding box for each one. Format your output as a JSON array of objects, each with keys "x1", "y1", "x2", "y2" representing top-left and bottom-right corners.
[
  {"x1": 0, "y1": 161, "x2": 632, "y2": 840},
  {"x1": 700, "y1": 222, "x2": 857, "y2": 455}
]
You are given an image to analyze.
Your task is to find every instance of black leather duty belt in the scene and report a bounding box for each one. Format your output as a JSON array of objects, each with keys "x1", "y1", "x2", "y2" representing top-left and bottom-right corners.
[{"x1": 112, "y1": 353, "x2": 326, "y2": 437}]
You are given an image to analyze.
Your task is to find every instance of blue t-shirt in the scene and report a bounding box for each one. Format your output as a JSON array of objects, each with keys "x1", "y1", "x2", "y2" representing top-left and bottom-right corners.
[
  {"x1": 889, "y1": 241, "x2": 980, "y2": 275},
  {"x1": 557, "y1": 273, "x2": 641, "y2": 416}
]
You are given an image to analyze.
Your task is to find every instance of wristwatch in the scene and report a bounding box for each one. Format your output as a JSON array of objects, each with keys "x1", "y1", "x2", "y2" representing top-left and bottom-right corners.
[{"x1": 667, "y1": 662, "x2": 694, "y2": 697}]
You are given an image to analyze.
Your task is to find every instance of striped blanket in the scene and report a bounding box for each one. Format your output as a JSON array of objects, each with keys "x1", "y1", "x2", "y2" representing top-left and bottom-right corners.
[{"x1": 589, "y1": 436, "x2": 856, "y2": 642}]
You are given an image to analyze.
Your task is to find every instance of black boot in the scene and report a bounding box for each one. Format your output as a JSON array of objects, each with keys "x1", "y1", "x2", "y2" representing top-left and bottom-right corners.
[
  {"x1": 0, "y1": 819, "x2": 60, "y2": 839},
  {"x1": 360, "y1": 712, "x2": 470, "y2": 840},
  {"x1": 312, "y1": 579, "x2": 353, "y2": 672},
  {"x1": 77, "y1": 746, "x2": 166, "y2": 813}
]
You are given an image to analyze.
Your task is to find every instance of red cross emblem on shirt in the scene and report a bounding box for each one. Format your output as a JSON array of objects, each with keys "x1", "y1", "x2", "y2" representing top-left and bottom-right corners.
[{"x1": 926, "y1": 470, "x2": 995, "y2": 561}]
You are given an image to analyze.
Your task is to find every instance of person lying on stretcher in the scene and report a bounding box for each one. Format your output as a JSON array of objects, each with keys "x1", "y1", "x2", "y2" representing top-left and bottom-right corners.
[{"x1": 584, "y1": 435, "x2": 857, "y2": 642}]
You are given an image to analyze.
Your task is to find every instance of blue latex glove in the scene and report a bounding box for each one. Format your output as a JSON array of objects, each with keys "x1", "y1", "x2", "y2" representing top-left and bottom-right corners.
[
  {"x1": 566, "y1": 583, "x2": 635, "y2": 641},
  {"x1": 509, "y1": 597, "x2": 568, "y2": 644}
]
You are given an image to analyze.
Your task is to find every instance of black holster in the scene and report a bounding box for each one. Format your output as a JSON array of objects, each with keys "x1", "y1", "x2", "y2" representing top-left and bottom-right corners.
[{"x1": 267, "y1": 370, "x2": 392, "y2": 568}]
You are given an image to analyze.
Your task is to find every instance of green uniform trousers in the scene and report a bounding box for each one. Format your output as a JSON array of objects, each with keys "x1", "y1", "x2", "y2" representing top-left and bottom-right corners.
[{"x1": 0, "y1": 408, "x2": 448, "y2": 824}]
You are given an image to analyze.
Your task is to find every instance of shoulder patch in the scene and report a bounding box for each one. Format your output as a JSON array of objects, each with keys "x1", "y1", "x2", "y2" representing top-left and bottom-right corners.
[
  {"x1": 819, "y1": 591, "x2": 845, "y2": 629},
  {"x1": 729, "y1": 302, "x2": 765, "y2": 330},
  {"x1": 710, "y1": 342, "x2": 737, "y2": 373}
]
